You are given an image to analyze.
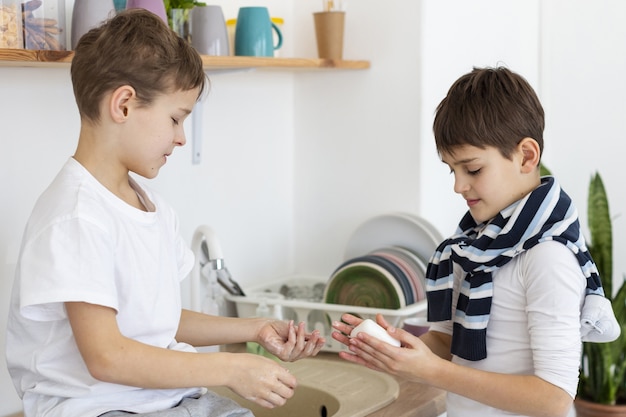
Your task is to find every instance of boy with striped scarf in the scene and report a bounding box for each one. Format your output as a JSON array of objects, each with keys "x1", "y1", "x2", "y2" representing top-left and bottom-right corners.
[{"x1": 331, "y1": 67, "x2": 619, "y2": 417}]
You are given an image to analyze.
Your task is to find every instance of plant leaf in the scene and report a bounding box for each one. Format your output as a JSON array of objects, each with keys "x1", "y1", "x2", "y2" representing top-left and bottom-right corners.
[
  {"x1": 539, "y1": 162, "x2": 552, "y2": 177},
  {"x1": 588, "y1": 172, "x2": 613, "y2": 298}
]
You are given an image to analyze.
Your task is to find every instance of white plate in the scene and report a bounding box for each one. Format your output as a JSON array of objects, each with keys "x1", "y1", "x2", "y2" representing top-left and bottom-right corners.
[{"x1": 344, "y1": 212, "x2": 444, "y2": 266}]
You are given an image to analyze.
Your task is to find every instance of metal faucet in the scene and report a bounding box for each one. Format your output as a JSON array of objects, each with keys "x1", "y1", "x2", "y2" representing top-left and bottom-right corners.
[{"x1": 190, "y1": 226, "x2": 244, "y2": 311}]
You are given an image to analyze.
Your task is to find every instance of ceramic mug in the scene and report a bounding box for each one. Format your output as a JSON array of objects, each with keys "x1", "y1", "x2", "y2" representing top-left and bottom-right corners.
[
  {"x1": 191, "y1": 5, "x2": 229, "y2": 56},
  {"x1": 113, "y1": 0, "x2": 127, "y2": 11},
  {"x1": 403, "y1": 317, "x2": 430, "y2": 337},
  {"x1": 126, "y1": 0, "x2": 168, "y2": 24},
  {"x1": 234, "y1": 7, "x2": 282, "y2": 57}
]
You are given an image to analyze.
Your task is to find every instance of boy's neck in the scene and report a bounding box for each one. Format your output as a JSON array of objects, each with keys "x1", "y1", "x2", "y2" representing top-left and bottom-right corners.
[{"x1": 73, "y1": 138, "x2": 147, "y2": 212}]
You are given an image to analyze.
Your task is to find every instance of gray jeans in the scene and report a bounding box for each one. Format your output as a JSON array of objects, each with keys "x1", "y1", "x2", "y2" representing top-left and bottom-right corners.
[{"x1": 99, "y1": 391, "x2": 254, "y2": 417}]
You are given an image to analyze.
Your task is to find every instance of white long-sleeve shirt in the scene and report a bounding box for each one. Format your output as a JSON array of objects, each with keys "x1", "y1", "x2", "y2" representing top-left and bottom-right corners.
[{"x1": 429, "y1": 240, "x2": 586, "y2": 417}]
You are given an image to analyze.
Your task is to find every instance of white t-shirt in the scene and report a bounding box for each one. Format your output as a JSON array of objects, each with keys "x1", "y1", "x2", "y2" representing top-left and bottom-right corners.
[
  {"x1": 6, "y1": 158, "x2": 200, "y2": 417},
  {"x1": 428, "y1": 241, "x2": 586, "y2": 417}
]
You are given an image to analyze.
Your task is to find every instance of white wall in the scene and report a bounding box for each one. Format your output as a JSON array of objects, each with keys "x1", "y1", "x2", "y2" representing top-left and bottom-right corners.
[
  {"x1": 290, "y1": 0, "x2": 544, "y2": 277},
  {"x1": 1, "y1": 0, "x2": 625, "y2": 414},
  {"x1": 292, "y1": 0, "x2": 424, "y2": 275},
  {"x1": 540, "y1": 0, "x2": 626, "y2": 292},
  {"x1": 418, "y1": 0, "x2": 541, "y2": 238}
]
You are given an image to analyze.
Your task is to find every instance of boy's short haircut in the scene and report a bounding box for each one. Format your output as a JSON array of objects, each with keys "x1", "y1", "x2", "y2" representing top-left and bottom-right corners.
[
  {"x1": 433, "y1": 66, "x2": 544, "y2": 160},
  {"x1": 71, "y1": 8, "x2": 207, "y2": 123}
]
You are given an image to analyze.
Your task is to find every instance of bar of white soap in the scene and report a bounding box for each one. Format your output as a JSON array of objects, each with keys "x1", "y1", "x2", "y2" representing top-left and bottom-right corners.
[{"x1": 350, "y1": 319, "x2": 401, "y2": 347}]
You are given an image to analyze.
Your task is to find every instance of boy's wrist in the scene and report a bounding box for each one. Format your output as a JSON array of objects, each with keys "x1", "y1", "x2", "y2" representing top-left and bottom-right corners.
[{"x1": 252, "y1": 317, "x2": 273, "y2": 344}]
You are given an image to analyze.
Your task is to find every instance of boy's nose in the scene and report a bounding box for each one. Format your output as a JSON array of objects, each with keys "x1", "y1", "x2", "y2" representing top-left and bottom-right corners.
[
  {"x1": 176, "y1": 132, "x2": 187, "y2": 147},
  {"x1": 453, "y1": 176, "x2": 469, "y2": 194}
]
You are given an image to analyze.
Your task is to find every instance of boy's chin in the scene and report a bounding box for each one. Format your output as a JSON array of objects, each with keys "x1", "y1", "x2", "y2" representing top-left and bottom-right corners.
[
  {"x1": 134, "y1": 168, "x2": 161, "y2": 180},
  {"x1": 469, "y1": 209, "x2": 496, "y2": 225}
]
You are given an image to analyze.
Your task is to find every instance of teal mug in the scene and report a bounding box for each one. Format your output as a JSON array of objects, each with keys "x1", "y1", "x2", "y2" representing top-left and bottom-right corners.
[{"x1": 234, "y1": 7, "x2": 282, "y2": 57}]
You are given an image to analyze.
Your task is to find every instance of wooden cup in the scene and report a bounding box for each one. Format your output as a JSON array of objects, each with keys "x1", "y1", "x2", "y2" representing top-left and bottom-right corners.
[{"x1": 313, "y1": 11, "x2": 345, "y2": 60}]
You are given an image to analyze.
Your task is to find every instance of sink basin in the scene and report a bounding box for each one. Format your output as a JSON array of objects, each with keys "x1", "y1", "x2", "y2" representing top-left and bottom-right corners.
[
  {"x1": 211, "y1": 384, "x2": 340, "y2": 417},
  {"x1": 209, "y1": 358, "x2": 399, "y2": 417}
]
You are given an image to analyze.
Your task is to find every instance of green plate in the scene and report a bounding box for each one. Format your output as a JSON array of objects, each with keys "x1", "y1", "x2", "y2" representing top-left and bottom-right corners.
[{"x1": 324, "y1": 262, "x2": 402, "y2": 309}]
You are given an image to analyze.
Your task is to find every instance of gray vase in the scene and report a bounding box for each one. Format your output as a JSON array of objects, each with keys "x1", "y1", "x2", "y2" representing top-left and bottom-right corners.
[
  {"x1": 191, "y1": 5, "x2": 229, "y2": 56},
  {"x1": 71, "y1": 0, "x2": 116, "y2": 49}
]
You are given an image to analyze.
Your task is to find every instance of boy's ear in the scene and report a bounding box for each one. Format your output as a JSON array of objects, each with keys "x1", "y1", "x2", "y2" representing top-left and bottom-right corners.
[
  {"x1": 518, "y1": 137, "x2": 540, "y2": 173},
  {"x1": 109, "y1": 85, "x2": 136, "y2": 123}
]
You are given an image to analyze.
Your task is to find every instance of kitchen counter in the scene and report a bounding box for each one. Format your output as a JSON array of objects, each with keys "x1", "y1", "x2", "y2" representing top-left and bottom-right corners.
[{"x1": 225, "y1": 344, "x2": 446, "y2": 417}]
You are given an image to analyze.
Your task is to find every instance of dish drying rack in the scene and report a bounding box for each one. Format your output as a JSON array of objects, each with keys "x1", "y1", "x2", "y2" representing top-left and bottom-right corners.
[
  {"x1": 223, "y1": 275, "x2": 427, "y2": 352},
  {"x1": 193, "y1": 213, "x2": 440, "y2": 353}
]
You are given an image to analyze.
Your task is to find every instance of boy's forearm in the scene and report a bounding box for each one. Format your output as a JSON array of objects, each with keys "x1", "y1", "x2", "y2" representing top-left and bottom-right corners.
[
  {"x1": 92, "y1": 338, "x2": 245, "y2": 389},
  {"x1": 176, "y1": 309, "x2": 266, "y2": 347},
  {"x1": 427, "y1": 359, "x2": 572, "y2": 417},
  {"x1": 401, "y1": 327, "x2": 572, "y2": 417},
  {"x1": 66, "y1": 302, "x2": 243, "y2": 389}
]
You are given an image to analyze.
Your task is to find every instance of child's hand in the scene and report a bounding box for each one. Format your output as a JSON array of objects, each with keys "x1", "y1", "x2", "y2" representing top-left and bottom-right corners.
[
  {"x1": 228, "y1": 353, "x2": 297, "y2": 408},
  {"x1": 330, "y1": 312, "x2": 365, "y2": 347},
  {"x1": 258, "y1": 320, "x2": 325, "y2": 361},
  {"x1": 333, "y1": 313, "x2": 441, "y2": 383}
]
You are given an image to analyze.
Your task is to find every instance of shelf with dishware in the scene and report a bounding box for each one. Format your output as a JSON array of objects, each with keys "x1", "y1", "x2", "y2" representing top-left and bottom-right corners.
[{"x1": 0, "y1": 48, "x2": 370, "y2": 70}]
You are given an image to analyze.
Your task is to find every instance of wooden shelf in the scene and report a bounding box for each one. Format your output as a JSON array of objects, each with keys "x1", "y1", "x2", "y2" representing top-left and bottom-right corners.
[{"x1": 0, "y1": 49, "x2": 370, "y2": 70}]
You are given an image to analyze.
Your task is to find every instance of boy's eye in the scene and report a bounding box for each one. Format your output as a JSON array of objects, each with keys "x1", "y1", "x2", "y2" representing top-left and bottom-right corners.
[
  {"x1": 467, "y1": 168, "x2": 481, "y2": 175},
  {"x1": 172, "y1": 118, "x2": 179, "y2": 126}
]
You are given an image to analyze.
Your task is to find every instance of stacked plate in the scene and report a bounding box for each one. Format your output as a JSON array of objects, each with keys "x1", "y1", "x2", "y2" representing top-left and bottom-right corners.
[{"x1": 324, "y1": 213, "x2": 443, "y2": 310}]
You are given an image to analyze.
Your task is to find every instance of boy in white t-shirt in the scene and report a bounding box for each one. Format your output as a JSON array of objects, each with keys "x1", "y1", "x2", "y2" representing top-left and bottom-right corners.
[
  {"x1": 6, "y1": 9, "x2": 324, "y2": 417},
  {"x1": 330, "y1": 67, "x2": 619, "y2": 417}
]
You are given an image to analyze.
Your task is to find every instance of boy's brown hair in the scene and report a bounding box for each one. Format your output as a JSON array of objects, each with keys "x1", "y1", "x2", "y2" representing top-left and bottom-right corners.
[
  {"x1": 433, "y1": 66, "x2": 544, "y2": 160},
  {"x1": 71, "y1": 8, "x2": 207, "y2": 123}
]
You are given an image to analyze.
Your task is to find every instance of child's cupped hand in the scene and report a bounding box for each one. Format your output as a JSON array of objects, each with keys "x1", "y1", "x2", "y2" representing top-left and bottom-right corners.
[
  {"x1": 332, "y1": 313, "x2": 440, "y2": 384},
  {"x1": 259, "y1": 320, "x2": 326, "y2": 361}
]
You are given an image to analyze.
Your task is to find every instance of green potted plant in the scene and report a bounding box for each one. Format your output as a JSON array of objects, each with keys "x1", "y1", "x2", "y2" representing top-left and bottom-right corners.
[
  {"x1": 163, "y1": 0, "x2": 205, "y2": 42},
  {"x1": 163, "y1": 0, "x2": 205, "y2": 14},
  {"x1": 574, "y1": 172, "x2": 626, "y2": 416}
]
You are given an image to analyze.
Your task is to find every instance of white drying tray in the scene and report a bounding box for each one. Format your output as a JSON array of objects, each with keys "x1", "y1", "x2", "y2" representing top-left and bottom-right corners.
[{"x1": 224, "y1": 275, "x2": 427, "y2": 352}]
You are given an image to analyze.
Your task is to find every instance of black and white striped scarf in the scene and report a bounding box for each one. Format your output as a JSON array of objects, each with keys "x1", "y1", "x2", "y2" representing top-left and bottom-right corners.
[{"x1": 426, "y1": 176, "x2": 605, "y2": 361}]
